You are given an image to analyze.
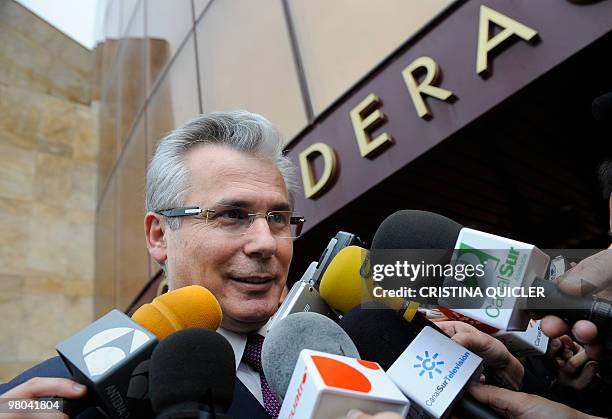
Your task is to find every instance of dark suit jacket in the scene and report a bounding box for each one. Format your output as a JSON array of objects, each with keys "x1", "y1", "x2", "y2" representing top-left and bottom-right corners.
[{"x1": 0, "y1": 357, "x2": 271, "y2": 419}]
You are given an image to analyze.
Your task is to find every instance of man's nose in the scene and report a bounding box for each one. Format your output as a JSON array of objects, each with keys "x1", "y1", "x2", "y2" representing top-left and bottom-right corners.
[{"x1": 243, "y1": 217, "x2": 277, "y2": 258}]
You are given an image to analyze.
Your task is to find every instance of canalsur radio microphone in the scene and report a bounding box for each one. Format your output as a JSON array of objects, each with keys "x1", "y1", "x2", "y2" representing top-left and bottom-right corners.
[
  {"x1": 261, "y1": 312, "x2": 409, "y2": 418},
  {"x1": 149, "y1": 329, "x2": 235, "y2": 419},
  {"x1": 340, "y1": 305, "x2": 499, "y2": 419},
  {"x1": 54, "y1": 285, "x2": 223, "y2": 418},
  {"x1": 377, "y1": 210, "x2": 612, "y2": 346}
]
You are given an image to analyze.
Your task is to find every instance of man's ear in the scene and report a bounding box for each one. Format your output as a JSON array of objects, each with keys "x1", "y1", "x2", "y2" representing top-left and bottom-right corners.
[{"x1": 145, "y1": 211, "x2": 168, "y2": 265}]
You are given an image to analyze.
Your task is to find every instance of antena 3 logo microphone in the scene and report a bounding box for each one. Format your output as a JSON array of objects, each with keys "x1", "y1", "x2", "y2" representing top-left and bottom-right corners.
[
  {"x1": 56, "y1": 310, "x2": 157, "y2": 419},
  {"x1": 280, "y1": 350, "x2": 409, "y2": 419},
  {"x1": 83, "y1": 327, "x2": 150, "y2": 377}
]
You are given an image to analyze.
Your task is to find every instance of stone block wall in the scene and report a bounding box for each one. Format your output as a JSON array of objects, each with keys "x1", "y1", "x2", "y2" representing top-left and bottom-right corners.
[{"x1": 0, "y1": 1, "x2": 97, "y2": 383}]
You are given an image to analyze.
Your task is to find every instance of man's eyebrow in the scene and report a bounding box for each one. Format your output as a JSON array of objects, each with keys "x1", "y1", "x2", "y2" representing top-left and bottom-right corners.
[
  {"x1": 214, "y1": 199, "x2": 251, "y2": 208},
  {"x1": 270, "y1": 202, "x2": 291, "y2": 212},
  {"x1": 213, "y1": 199, "x2": 291, "y2": 212}
]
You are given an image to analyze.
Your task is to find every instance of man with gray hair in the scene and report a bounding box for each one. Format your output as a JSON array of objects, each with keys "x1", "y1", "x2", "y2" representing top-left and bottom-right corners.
[{"x1": 0, "y1": 111, "x2": 305, "y2": 419}]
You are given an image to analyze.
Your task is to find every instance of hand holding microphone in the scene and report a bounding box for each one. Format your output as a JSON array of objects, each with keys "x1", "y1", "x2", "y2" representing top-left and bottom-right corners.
[
  {"x1": 538, "y1": 249, "x2": 612, "y2": 360},
  {"x1": 436, "y1": 321, "x2": 525, "y2": 391},
  {"x1": 546, "y1": 336, "x2": 598, "y2": 391},
  {"x1": 468, "y1": 383, "x2": 604, "y2": 419},
  {"x1": 0, "y1": 285, "x2": 223, "y2": 418}
]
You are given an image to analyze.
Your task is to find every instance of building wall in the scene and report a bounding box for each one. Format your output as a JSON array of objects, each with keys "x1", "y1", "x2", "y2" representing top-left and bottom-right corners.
[
  {"x1": 93, "y1": 0, "x2": 455, "y2": 317},
  {"x1": 0, "y1": 1, "x2": 96, "y2": 382}
]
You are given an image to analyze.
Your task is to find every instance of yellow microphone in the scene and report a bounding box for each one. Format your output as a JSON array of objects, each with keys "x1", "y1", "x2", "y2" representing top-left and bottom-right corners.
[
  {"x1": 132, "y1": 284, "x2": 222, "y2": 340},
  {"x1": 318, "y1": 245, "x2": 420, "y2": 322}
]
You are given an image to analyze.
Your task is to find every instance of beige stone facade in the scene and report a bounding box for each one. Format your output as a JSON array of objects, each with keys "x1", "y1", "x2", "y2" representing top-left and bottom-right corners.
[{"x1": 0, "y1": 1, "x2": 96, "y2": 383}]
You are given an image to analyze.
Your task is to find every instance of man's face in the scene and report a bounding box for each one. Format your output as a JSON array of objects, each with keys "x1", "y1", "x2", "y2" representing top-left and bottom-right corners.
[{"x1": 162, "y1": 145, "x2": 293, "y2": 333}]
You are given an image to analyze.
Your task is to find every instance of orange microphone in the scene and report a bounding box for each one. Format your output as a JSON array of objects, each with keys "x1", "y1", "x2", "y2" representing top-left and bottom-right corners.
[{"x1": 132, "y1": 284, "x2": 223, "y2": 340}]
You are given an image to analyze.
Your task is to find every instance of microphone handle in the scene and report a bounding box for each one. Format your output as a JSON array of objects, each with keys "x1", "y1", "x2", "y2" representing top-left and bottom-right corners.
[
  {"x1": 530, "y1": 278, "x2": 612, "y2": 351},
  {"x1": 454, "y1": 394, "x2": 501, "y2": 419}
]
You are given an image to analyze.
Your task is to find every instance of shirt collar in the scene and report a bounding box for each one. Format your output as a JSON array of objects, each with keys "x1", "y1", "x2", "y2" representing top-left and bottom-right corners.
[{"x1": 217, "y1": 321, "x2": 269, "y2": 371}]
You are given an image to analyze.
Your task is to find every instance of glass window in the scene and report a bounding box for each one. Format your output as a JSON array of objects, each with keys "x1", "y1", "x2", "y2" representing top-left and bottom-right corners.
[
  {"x1": 147, "y1": 32, "x2": 201, "y2": 161},
  {"x1": 193, "y1": 0, "x2": 212, "y2": 22},
  {"x1": 117, "y1": 0, "x2": 145, "y2": 148},
  {"x1": 121, "y1": 0, "x2": 141, "y2": 37},
  {"x1": 195, "y1": 0, "x2": 307, "y2": 142},
  {"x1": 97, "y1": 76, "x2": 120, "y2": 201},
  {"x1": 146, "y1": 0, "x2": 194, "y2": 94},
  {"x1": 288, "y1": 0, "x2": 455, "y2": 115},
  {"x1": 116, "y1": 118, "x2": 149, "y2": 310},
  {"x1": 95, "y1": 177, "x2": 116, "y2": 316}
]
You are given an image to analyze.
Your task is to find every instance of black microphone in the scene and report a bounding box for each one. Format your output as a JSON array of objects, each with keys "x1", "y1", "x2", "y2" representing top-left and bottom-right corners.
[
  {"x1": 340, "y1": 304, "x2": 500, "y2": 419},
  {"x1": 149, "y1": 328, "x2": 235, "y2": 419}
]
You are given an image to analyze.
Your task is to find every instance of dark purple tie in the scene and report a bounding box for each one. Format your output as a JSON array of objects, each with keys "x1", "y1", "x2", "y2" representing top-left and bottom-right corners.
[{"x1": 243, "y1": 334, "x2": 281, "y2": 418}]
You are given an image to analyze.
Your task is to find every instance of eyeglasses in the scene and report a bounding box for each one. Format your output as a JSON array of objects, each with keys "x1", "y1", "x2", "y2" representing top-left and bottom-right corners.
[{"x1": 157, "y1": 205, "x2": 306, "y2": 239}]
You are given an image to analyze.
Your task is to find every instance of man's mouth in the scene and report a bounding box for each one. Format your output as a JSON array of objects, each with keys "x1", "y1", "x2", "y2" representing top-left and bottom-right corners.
[{"x1": 230, "y1": 276, "x2": 274, "y2": 285}]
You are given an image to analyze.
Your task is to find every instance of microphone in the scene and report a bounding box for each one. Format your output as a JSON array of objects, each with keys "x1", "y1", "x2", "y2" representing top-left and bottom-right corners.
[
  {"x1": 262, "y1": 312, "x2": 360, "y2": 401},
  {"x1": 132, "y1": 284, "x2": 223, "y2": 340},
  {"x1": 149, "y1": 328, "x2": 235, "y2": 419},
  {"x1": 318, "y1": 245, "x2": 439, "y2": 333},
  {"x1": 319, "y1": 245, "x2": 498, "y2": 418},
  {"x1": 340, "y1": 305, "x2": 498, "y2": 419},
  {"x1": 54, "y1": 285, "x2": 223, "y2": 418},
  {"x1": 267, "y1": 231, "x2": 361, "y2": 332},
  {"x1": 261, "y1": 312, "x2": 409, "y2": 418},
  {"x1": 373, "y1": 210, "x2": 612, "y2": 344}
]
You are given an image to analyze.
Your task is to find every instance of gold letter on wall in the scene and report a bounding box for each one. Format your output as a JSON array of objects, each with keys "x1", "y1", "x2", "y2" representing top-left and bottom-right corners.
[
  {"x1": 401, "y1": 56, "x2": 454, "y2": 119},
  {"x1": 476, "y1": 5, "x2": 538, "y2": 75},
  {"x1": 299, "y1": 142, "x2": 337, "y2": 199},
  {"x1": 350, "y1": 93, "x2": 394, "y2": 158}
]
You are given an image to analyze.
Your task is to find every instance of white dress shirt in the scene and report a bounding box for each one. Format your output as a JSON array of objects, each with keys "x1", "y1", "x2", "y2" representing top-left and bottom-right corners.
[{"x1": 216, "y1": 325, "x2": 268, "y2": 407}]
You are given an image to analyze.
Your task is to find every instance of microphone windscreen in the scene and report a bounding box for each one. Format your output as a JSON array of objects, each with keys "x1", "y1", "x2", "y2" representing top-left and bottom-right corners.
[
  {"x1": 261, "y1": 312, "x2": 360, "y2": 402},
  {"x1": 149, "y1": 328, "x2": 235, "y2": 415},
  {"x1": 319, "y1": 246, "x2": 368, "y2": 314},
  {"x1": 371, "y1": 210, "x2": 462, "y2": 250},
  {"x1": 339, "y1": 303, "x2": 419, "y2": 370},
  {"x1": 132, "y1": 285, "x2": 222, "y2": 340},
  {"x1": 592, "y1": 92, "x2": 612, "y2": 122}
]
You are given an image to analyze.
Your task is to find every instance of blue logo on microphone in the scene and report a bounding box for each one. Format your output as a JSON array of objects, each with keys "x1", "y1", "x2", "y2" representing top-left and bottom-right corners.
[{"x1": 414, "y1": 351, "x2": 444, "y2": 379}]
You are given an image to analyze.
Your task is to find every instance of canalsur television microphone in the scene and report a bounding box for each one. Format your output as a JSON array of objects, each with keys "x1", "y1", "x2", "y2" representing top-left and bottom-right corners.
[
  {"x1": 54, "y1": 285, "x2": 223, "y2": 418},
  {"x1": 267, "y1": 231, "x2": 361, "y2": 332},
  {"x1": 149, "y1": 329, "x2": 235, "y2": 419},
  {"x1": 379, "y1": 210, "x2": 612, "y2": 348},
  {"x1": 340, "y1": 305, "x2": 499, "y2": 419},
  {"x1": 261, "y1": 312, "x2": 410, "y2": 418}
]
